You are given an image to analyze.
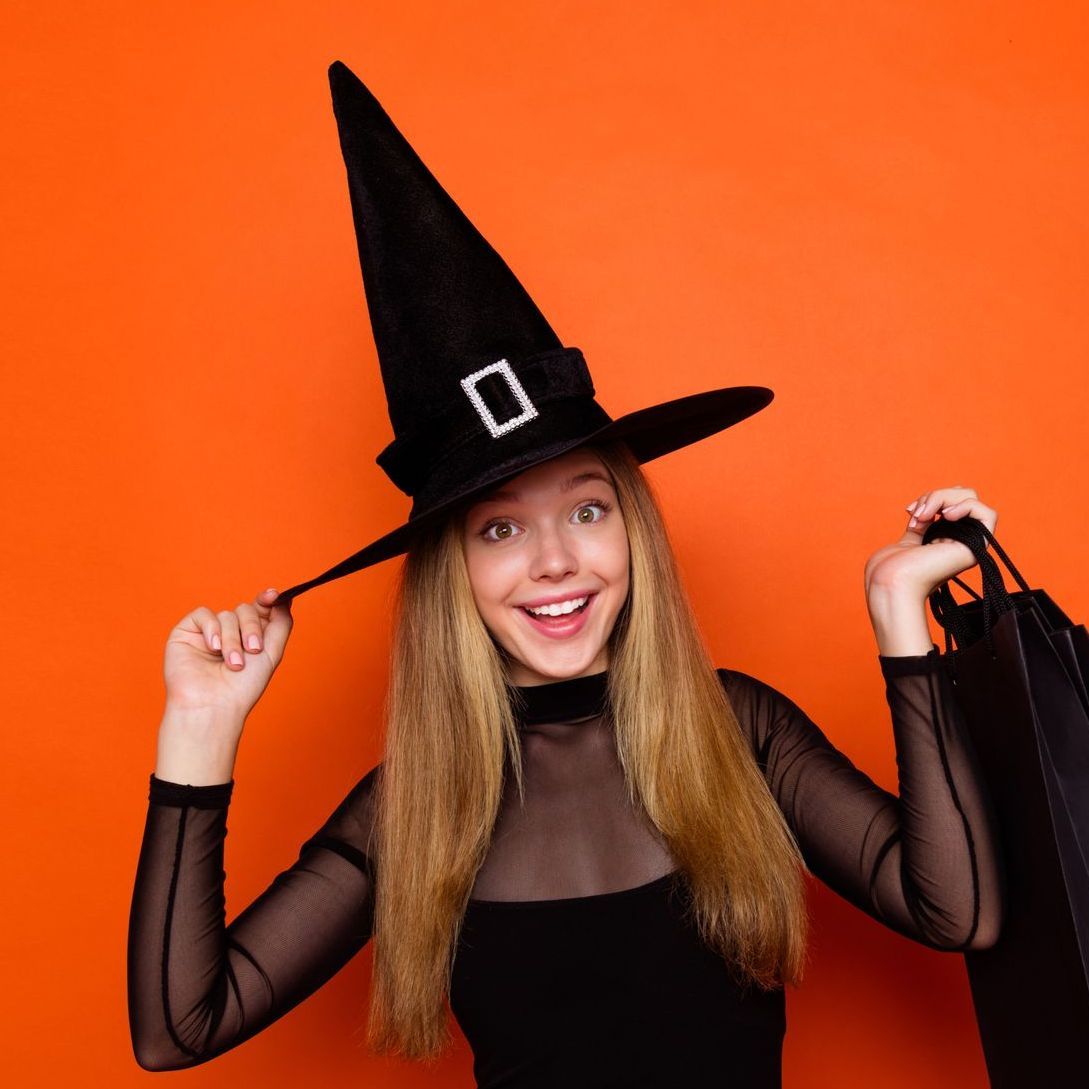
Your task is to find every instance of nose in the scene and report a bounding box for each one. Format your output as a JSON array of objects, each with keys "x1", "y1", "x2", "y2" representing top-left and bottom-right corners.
[{"x1": 528, "y1": 522, "x2": 578, "y2": 581}]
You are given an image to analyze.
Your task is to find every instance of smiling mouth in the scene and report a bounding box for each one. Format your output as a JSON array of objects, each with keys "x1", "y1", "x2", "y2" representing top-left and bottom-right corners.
[
  {"x1": 519, "y1": 594, "x2": 595, "y2": 620},
  {"x1": 514, "y1": 592, "x2": 599, "y2": 640}
]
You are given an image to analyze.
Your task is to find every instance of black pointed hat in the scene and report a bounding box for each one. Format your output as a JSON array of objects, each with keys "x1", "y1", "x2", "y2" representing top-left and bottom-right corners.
[{"x1": 276, "y1": 61, "x2": 774, "y2": 603}]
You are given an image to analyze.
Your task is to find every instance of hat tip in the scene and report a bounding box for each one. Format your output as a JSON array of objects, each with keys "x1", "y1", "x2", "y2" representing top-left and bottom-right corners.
[
  {"x1": 328, "y1": 59, "x2": 379, "y2": 107},
  {"x1": 328, "y1": 59, "x2": 362, "y2": 87}
]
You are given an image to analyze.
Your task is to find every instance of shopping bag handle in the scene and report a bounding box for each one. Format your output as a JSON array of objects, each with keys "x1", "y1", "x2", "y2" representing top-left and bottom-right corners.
[{"x1": 920, "y1": 515, "x2": 1032, "y2": 659}]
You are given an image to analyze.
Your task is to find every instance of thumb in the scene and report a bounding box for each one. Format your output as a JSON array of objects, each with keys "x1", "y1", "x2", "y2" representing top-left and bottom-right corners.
[{"x1": 260, "y1": 591, "x2": 294, "y2": 662}]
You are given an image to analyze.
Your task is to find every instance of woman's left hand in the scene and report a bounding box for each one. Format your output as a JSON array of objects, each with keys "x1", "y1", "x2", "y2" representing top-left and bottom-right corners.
[{"x1": 864, "y1": 485, "x2": 999, "y2": 600}]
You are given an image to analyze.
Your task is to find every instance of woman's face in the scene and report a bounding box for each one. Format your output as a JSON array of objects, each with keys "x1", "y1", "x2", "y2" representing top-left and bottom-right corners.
[{"x1": 462, "y1": 448, "x2": 630, "y2": 686}]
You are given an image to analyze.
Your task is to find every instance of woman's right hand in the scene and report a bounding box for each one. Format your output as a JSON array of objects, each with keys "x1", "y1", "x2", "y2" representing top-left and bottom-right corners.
[{"x1": 163, "y1": 588, "x2": 294, "y2": 723}]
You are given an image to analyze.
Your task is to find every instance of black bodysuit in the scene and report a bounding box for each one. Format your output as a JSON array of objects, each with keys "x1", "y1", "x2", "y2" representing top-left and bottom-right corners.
[{"x1": 127, "y1": 648, "x2": 1004, "y2": 1085}]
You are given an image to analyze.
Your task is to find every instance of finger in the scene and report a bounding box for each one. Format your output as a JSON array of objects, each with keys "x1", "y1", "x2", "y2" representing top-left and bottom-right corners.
[
  {"x1": 261, "y1": 600, "x2": 294, "y2": 662},
  {"x1": 183, "y1": 605, "x2": 224, "y2": 653},
  {"x1": 939, "y1": 497, "x2": 990, "y2": 517},
  {"x1": 217, "y1": 609, "x2": 245, "y2": 670},
  {"x1": 251, "y1": 587, "x2": 282, "y2": 623},
  {"x1": 908, "y1": 486, "x2": 976, "y2": 524},
  {"x1": 906, "y1": 492, "x2": 929, "y2": 515},
  {"x1": 259, "y1": 588, "x2": 292, "y2": 619},
  {"x1": 906, "y1": 491, "x2": 934, "y2": 533},
  {"x1": 937, "y1": 498, "x2": 998, "y2": 534},
  {"x1": 255, "y1": 588, "x2": 292, "y2": 640},
  {"x1": 235, "y1": 602, "x2": 264, "y2": 653},
  {"x1": 910, "y1": 490, "x2": 971, "y2": 518}
]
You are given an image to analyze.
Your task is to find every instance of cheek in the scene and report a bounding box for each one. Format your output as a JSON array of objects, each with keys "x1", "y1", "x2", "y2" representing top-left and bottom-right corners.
[
  {"x1": 464, "y1": 544, "x2": 522, "y2": 611},
  {"x1": 593, "y1": 522, "x2": 630, "y2": 582}
]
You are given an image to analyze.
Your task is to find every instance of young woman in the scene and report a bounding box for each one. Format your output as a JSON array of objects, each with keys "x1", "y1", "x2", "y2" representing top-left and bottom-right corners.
[
  {"x1": 127, "y1": 61, "x2": 1005, "y2": 1086},
  {"x1": 128, "y1": 439, "x2": 1004, "y2": 1085}
]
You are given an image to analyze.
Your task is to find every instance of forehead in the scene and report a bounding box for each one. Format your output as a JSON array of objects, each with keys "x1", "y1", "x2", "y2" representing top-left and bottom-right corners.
[{"x1": 471, "y1": 451, "x2": 613, "y2": 507}]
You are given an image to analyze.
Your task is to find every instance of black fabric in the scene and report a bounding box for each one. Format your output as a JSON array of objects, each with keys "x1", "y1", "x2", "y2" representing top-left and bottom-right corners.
[
  {"x1": 507, "y1": 668, "x2": 611, "y2": 725},
  {"x1": 377, "y1": 348, "x2": 598, "y2": 499},
  {"x1": 407, "y1": 393, "x2": 614, "y2": 516},
  {"x1": 329, "y1": 60, "x2": 566, "y2": 445},
  {"x1": 128, "y1": 650, "x2": 1003, "y2": 1083}
]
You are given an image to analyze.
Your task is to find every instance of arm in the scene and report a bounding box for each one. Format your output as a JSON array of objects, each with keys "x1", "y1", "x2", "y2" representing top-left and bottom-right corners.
[
  {"x1": 126, "y1": 764, "x2": 381, "y2": 1071},
  {"x1": 717, "y1": 648, "x2": 1005, "y2": 952}
]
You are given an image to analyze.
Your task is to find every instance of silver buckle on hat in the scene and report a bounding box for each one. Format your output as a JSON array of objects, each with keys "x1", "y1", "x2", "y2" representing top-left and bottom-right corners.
[{"x1": 460, "y1": 359, "x2": 539, "y2": 438}]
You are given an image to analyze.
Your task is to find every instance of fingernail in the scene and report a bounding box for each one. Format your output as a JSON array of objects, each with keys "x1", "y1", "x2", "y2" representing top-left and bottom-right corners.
[
  {"x1": 908, "y1": 516, "x2": 917, "y2": 527},
  {"x1": 247, "y1": 635, "x2": 261, "y2": 651},
  {"x1": 212, "y1": 633, "x2": 222, "y2": 651},
  {"x1": 229, "y1": 651, "x2": 243, "y2": 667}
]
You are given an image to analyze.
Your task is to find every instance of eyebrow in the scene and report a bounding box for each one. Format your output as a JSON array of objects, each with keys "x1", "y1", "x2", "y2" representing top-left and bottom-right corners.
[{"x1": 477, "y1": 470, "x2": 615, "y2": 505}]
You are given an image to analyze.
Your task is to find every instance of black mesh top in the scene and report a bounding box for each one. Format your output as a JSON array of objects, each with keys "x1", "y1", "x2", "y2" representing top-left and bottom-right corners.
[{"x1": 127, "y1": 648, "x2": 1004, "y2": 1086}]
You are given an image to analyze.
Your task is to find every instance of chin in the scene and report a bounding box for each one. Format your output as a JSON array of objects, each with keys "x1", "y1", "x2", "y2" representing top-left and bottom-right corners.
[{"x1": 504, "y1": 639, "x2": 609, "y2": 683}]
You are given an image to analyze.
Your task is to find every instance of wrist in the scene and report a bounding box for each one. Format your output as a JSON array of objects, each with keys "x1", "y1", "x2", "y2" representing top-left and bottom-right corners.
[
  {"x1": 156, "y1": 705, "x2": 244, "y2": 785},
  {"x1": 161, "y1": 702, "x2": 246, "y2": 733},
  {"x1": 866, "y1": 581, "x2": 935, "y2": 656}
]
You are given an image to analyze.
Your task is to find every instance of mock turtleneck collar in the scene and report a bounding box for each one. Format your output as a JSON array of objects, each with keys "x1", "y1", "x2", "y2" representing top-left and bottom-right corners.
[{"x1": 508, "y1": 669, "x2": 610, "y2": 726}]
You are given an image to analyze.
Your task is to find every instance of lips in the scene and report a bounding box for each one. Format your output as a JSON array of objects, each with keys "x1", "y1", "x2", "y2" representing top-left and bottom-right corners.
[
  {"x1": 517, "y1": 592, "x2": 598, "y2": 640},
  {"x1": 518, "y1": 588, "x2": 597, "y2": 609}
]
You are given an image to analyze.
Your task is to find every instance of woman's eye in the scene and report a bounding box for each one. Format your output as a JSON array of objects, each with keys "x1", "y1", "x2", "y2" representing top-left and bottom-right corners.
[
  {"x1": 573, "y1": 500, "x2": 608, "y2": 525},
  {"x1": 481, "y1": 520, "x2": 519, "y2": 542}
]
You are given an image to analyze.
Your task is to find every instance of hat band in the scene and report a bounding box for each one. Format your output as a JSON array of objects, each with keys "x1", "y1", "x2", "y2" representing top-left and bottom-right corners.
[
  {"x1": 409, "y1": 397, "x2": 616, "y2": 518},
  {"x1": 376, "y1": 347, "x2": 596, "y2": 496}
]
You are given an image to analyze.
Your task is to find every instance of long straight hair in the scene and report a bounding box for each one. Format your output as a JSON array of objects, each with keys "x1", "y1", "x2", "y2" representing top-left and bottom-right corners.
[{"x1": 363, "y1": 439, "x2": 810, "y2": 1061}]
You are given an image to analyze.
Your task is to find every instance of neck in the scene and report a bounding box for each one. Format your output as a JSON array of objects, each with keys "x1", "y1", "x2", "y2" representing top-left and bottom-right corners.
[{"x1": 508, "y1": 668, "x2": 610, "y2": 726}]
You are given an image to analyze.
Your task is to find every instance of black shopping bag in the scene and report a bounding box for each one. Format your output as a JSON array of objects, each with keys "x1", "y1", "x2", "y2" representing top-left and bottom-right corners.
[{"x1": 920, "y1": 514, "x2": 1089, "y2": 1087}]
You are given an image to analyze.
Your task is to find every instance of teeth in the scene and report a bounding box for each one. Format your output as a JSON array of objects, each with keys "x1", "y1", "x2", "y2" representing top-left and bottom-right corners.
[{"x1": 526, "y1": 595, "x2": 589, "y2": 617}]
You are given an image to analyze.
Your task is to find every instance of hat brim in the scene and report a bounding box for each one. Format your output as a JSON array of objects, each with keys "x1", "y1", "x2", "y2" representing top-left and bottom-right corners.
[{"x1": 275, "y1": 385, "x2": 773, "y2": 602}]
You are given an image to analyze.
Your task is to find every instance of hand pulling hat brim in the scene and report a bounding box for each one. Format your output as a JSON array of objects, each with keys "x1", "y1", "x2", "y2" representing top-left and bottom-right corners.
[{"x1": 273, "y1": 63, "x2": 775, "y2": 604}]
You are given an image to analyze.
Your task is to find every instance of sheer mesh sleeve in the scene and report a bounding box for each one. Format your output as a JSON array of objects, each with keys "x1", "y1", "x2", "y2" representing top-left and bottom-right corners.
[
  {"x1": 126, "y1": 765, "x2": 381, "y2": 1071},
  {"x1": 718, "y1": 645, "x2": 1005, "y2": 952}
]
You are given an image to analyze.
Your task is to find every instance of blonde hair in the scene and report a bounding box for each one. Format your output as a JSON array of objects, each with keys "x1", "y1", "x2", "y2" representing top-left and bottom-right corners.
[{"x1": 363, "y1": 439, "x2": 810, "y2": 1061}]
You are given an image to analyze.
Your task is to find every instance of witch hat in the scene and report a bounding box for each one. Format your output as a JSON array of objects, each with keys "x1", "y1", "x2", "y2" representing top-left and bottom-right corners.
[{"x1": 275, "y1": 61, "x2": 774, "y2": 603}]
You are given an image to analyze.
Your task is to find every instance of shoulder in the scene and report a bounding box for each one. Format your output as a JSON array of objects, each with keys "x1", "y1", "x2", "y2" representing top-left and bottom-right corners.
[
  {"x1": 714, "y1": 664, "x2": 813, "y2": 749},
  {"x1": 351, "y1": 761, "x2": 384, "y2": 795},
  {"x1": 715, "y1": 664, "x2": 792, "y2": 712},
  {"x1": 316, "y1": 762, "x2": 384, "y2": 837},
  {"x1": 346, "y1": 761, "x2": 384, "y2": 815}
]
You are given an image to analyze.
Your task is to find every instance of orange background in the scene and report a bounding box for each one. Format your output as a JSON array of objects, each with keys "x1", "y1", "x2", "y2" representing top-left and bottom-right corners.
[{"x1": 4, "y1": 1, "x2": 1087, "y2": 1085}]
